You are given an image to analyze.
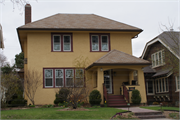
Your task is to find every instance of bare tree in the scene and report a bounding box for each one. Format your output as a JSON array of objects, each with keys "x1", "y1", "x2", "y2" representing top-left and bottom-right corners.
[
  {"x1": 55, "y1": 56, "x2": 91, "y2": 109},
  {"x1": 23, "y1": 70, "x2": 42, "y2": 105},
  {"x1": 0, "y1": 52, "x2": 7, "y2": 67}
]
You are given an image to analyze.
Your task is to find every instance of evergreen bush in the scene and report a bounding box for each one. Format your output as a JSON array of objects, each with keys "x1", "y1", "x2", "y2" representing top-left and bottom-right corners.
[
  {"x1": 54, "y1": 88, "x2": 69, "y2": 105},
  {"x1": 131, "y1": 89, "x2": 141, "y2": 104},
  {"x1": 89, "y1": 90, "x2": 102, "y2": 105}
]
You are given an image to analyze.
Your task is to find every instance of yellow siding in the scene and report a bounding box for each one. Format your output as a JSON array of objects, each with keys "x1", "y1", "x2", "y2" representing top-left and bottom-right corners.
[{"x1": 23, "y1": 31, "x2": 146, "y2": 105}]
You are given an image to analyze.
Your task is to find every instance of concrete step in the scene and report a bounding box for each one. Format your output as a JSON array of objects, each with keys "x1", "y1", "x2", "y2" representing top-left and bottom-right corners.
[
  {"x1": 134, "y1": 111, "x2": 162, "y2": 116},
  {"x1": 136, "y1": 115, "x2": 166, "y2": 119},
  {"x1": 134, "y1": 112, "x2": 166, "y2": 119}
]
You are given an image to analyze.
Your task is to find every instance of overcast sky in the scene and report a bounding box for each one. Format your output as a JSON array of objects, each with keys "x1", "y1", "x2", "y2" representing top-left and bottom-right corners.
[{"x1": 0, "y1": 0, "x2": 179, "y2": 65}]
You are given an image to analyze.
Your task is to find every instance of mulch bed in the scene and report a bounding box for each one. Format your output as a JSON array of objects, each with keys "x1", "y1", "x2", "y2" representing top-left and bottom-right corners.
[{"x1": 57, "y1": 107, "x2": 89, "y2": 111}]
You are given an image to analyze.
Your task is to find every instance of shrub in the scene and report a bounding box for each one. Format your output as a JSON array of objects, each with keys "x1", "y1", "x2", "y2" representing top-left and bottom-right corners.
[
  {"x1": 54, "y1": 88, "x2": 69, "y2": 105},
  {"x1": 29, "y1": 105, "x2": 35, "y2": 107},
  {"x1": 131, "y1": 89, "x2": 141, "y2": 104},
  {"x1": 47, "y1": 104, "x2": 54, "y2": 108},
  {"x1": 152, "y1": 102, "x2": 159, "y2": 105},
  {"x1": 89, "y1": 90, "x2": 102, "y2": 105},
  {"x1": 10, "y1": 98, "x2": 27, "y2": 107}
]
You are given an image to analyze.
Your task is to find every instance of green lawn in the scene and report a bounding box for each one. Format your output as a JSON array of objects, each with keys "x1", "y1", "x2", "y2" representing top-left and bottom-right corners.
[
  {"x1": 1, "y1": 107, "x2": 127, "y2": 119},
  {"x1": 140, "y1": 106, "x2": 179, "y2": 111}
]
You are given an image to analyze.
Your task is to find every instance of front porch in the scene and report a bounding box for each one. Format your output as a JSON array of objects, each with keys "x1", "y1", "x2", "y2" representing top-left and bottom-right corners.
[{"x1": 86, "y1": 49, "x2": 151, "y2": 106}]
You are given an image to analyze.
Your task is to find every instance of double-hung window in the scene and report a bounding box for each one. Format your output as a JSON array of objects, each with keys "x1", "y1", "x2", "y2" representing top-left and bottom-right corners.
[
  {"x1": 52, "y1": 33, "x2": 72, "y2": 52},
  {"x1": 151, "y1": 50, "x2": 165, "y2": 68},
  {"x1": 75, "y1": 69, "x2": 84, "y2": 87},
  {"x1": 155, "y1": 77, "x2": 169, "y2": 93},
  {"x1": 146, "y1": 80, "x2": 154, "y2": 95},
  {"x1": 55, "y1": 69, "x2": 63, "y2": 87},
  {"x1": 44, "y1": 68, "x2": 85, "y2": 88},
  {"x1": 90, "y1": 34, "x2": 110, "y2": 52},
  {"x1": 176, "y1": 76, "x2": 180, "y2": 91},
  {"x1": 44, "y1": 69, "x2": 53, "y2": 87},
  {"x1": 65, "y1": 69, "x2": 74, "y2": 87}
]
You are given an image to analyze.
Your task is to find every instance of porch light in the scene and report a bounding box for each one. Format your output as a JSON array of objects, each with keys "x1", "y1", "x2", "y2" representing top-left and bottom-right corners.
[{"x1": 100, "y1": 68, "x2": 103, "y2": 72}]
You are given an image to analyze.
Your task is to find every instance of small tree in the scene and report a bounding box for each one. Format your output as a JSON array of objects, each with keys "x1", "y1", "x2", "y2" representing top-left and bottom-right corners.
[
  {"x1": 131, "y1": 89, "x2": 141, "y2": 105},
  {"x1": 55, "y1": 56, "x2": 91, "y2": 109},
  {"x1": 23, "y1": 70, "x2": 42, "y2": 105},
  {"x1": 15, "y1": 52, "x2": 24, "y2": 69}
]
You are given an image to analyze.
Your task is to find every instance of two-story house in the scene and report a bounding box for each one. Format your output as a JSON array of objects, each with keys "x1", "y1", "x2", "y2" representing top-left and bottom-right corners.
[
  {"x1": 17, "y1": 4, "x2": 150, "y2": 106},
  {"x1": 141, "y1": 31, "x2": 180, "y2": 106}
]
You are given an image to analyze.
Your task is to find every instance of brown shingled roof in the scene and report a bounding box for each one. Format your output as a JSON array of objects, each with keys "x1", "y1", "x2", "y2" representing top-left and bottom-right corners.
[
  {"x1": 86, "y1": 49, "x2": 151, "y2": 70},
  {"x1": 18, "y1": 14, "x2": 142, "y2": 31}
]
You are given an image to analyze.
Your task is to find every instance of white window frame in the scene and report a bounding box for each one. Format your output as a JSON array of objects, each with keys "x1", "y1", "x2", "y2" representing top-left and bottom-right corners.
[
  {"x1": 151, "y1": 50, "x2": 165, "y2": 68},
  {"x1": 65, "y1": 69, "x2": 74, "y2": 87},
  {"x1": 176, "y1": 76, "x2": 180, "y2": 91},
  {"x1": 75, "y1": 69, "x2": 84, "y2": 87},
  {"x1": 53, "y1": 35, "x2": 61, "y2": 51},
  {"x1": 101, "y1": 35, "x2": 109, "y2": 51},
  {"x1": 91, "y1": 35, "x2": 99, "y2": 51},
  {"x1": 146, "y1": 80, "x2": 154, "y2": 95},
  {"x1": 55, "y1": 69, "x2": 64, "y2": 87},
  {"x1": 155, "y1": 77, "x2": 169, "y2": 93},
  {"x1": 63, "y1": 35, "x2": 71, "y2": 51},
  {"x1": 44, "y1": 69, "x2": 53, "y2": 88}
]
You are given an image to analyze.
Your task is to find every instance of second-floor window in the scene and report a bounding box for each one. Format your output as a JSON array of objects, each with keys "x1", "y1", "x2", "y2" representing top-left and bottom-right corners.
[
  {"x1": 52, "y1": 33, "x2": 73, "y2": 52},
  {"x1": 90, "y1": 34, "x2": 110, "y2": 52},
  {"x1": 151, "y1": 50, "x2": 165, "y2": 68}
]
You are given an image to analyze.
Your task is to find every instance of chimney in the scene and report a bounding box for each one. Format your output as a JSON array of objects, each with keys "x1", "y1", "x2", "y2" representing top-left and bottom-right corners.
[{"x1": 25, "y1": 4, "x2": 31, "y2": 24}]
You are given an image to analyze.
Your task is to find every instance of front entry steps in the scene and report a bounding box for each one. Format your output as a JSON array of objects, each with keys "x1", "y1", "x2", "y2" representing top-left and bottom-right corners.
[
  {"x1": 134, "y1": 111, "x2": 166, "y2": 119},
  {"x1": 107, "y1": 95, "x2": 128, "y2": 107}
]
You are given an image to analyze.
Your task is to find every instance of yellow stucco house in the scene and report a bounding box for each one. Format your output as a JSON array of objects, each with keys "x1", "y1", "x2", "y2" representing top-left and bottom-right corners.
[{"x1": 17, "y1": 4, "x2": 150, "y2": 106}]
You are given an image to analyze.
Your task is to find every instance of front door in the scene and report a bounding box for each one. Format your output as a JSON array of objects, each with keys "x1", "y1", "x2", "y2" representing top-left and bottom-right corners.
[{"x1": 104, "y1": 70, "x2": 112, "y2": 94}]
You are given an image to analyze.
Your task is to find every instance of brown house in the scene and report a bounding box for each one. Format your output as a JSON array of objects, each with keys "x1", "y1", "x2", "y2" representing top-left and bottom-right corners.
[{"x1": 141, "y1": 31, "x2": 180, "y2": 106}]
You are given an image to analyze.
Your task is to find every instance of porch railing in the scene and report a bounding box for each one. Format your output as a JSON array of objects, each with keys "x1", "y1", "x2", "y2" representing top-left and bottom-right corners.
[
  {"x1": 122, "y1": 83, "x2": 129, "y2": 103},
  {"x1": 103, "y1": 83, "x2": 108, "y2": 103}
]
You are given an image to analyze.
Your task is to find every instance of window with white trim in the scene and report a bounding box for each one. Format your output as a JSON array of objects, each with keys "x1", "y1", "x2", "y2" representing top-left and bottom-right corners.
[
  {"x1": 151, "y1": 50, "x2": 165, "y2": 68},
  {"x1": 146, "y1": 80, "x2": 154, "y2": 95},
  {"x1": 55, "y1": 69, "x2": 63, "y2": 87},
  {"x1": 44, "y1": 68, "x2": 84, "y2": 88},
  {"x1": 155, "y1": 77, "x2": 169, "y2": 93},
  {"x1": 75, "y1": 69, "x2": 84, "y2": 87},
  {"x1": 44, "y1": 69, "x2": 53, "y2": 87},
  {"x1": 90, "y1": 34, "x2": 110, "y2": 52},
  {"x1": 52, "y1": 33, "x2": 72, "y2": 52},
  {"x1": 176, "y1": 76, "x2": 180, "y2": 91}
]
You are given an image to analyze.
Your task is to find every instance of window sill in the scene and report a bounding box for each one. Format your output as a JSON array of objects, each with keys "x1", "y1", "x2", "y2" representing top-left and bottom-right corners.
[
  {"x1": 156, "y1": 91, "x2": 169, "y2": 93},
  {"x1": 152, "y1": 63, "x2": 166, "y2": 68},
  {"x1": 175, "y1": 90, "x2": 180, "y2": 92},
  {"x1": 147, "y1": 93, "x2": 155, "y2": 95}
]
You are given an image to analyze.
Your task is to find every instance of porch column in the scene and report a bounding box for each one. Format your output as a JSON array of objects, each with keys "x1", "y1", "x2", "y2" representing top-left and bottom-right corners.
[
  {"x1": 97, "y1": 67, "x2": 104, "y2": 104},
  {"x1": 138, "y1": 68, "x2": 147, "y2": 103}
]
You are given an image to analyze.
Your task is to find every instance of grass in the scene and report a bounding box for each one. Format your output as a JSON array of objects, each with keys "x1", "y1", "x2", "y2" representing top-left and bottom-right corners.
[
  {"x1": 1, "y1": 107, "x2": 127, "y2": 119},
  {"x1": 140, "y1": 106, "x2": 179, "y2": 111}
]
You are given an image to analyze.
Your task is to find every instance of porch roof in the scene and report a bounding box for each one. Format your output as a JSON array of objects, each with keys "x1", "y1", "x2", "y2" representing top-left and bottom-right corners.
[{"x1": 86, "y1": 49, "x2": 151, "y2": 70}]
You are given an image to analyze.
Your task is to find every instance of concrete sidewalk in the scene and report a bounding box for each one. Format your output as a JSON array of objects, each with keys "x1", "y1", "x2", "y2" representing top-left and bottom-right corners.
[
  {"x1": 117, "y1": 107, "x2": 173, "y2": 120},
  {"x1": 118, "y1": 107, "x2": 158, "y2": 112}
]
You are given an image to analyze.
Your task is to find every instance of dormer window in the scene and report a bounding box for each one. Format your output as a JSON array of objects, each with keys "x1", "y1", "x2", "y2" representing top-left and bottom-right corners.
[
  {"x1": 90, "y1": 33, "x2": 110, "y2": 52},
  {"x1": 52, "y1": 33, "x2": 73, "y2": 52},
  {"x1": 151, "y1": 50, "x2": 165, "y2": 68}
]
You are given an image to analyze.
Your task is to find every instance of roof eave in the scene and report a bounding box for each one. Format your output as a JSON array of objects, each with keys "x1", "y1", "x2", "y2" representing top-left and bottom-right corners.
[
  {"x1": 17, "y1": 28, "x2": 23, "y2": 52},
  {"x1": 17, "y1": 27, "x2": 143, "y2": 32},
  {"x1": 86, "y1": 62, "x2": 151, "y2": 70}
]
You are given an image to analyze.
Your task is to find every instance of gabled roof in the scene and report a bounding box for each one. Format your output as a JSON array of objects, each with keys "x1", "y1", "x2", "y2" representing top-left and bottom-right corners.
[
  {"x1": 86, "y1": 49, "x2": 150, "y2": 70},
  {"x1": 17, "y1": 13, "x2": 142, "y2": 32},
  {"x1": 141, "y1": 31, "x2": 180, "y2": 59}
]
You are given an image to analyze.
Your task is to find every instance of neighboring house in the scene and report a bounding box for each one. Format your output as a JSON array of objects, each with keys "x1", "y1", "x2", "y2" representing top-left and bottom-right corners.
[
  {"x1": 141, "y1": 31, "x2": 180, "y2": 106},
  {"x1": 0, "y1": 24, "x2": 4, "y2": 49},
  {"x1": 17, "y1": 4, "x2": 150, "y2": 106}
]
